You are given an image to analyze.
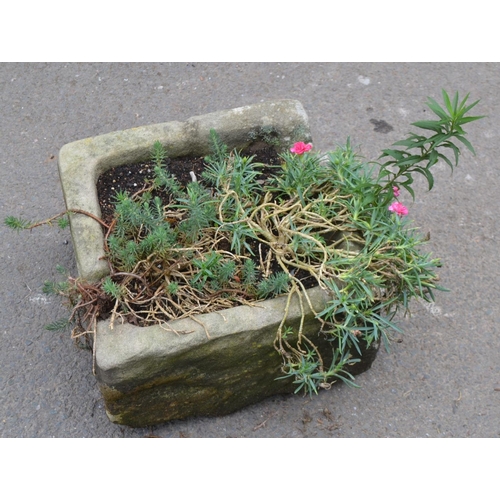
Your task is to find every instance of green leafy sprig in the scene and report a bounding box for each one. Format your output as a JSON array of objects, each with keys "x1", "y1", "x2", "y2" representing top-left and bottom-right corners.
[{"x1": 377, "y1": 90, "x2": 484, "y2": 199}]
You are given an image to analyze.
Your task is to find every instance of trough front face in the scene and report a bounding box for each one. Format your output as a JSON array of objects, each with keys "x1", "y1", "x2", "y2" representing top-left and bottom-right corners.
[
  {"x1": 58, "y1": 100, "x2": 379, "y2": 427},
  {"x1": 95, "y1": 287, "x2": 379, "y2": 428}
]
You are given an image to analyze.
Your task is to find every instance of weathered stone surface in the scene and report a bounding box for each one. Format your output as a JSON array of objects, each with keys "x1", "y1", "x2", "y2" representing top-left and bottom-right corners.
[
  {"x1": 58, "y1": 100, "x2": 312, "y2": 283},
  {"x1": 96, "y1": 286, "x2": 378, "y2": 427},
  {"x1": 58, "y1": 100, "x2": 378, "y2": 428}
]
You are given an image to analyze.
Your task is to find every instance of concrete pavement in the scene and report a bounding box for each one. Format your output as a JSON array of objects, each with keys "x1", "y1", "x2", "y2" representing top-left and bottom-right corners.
[{"x1": 1, "y1": 62, "x2": 498, "y2": 437}]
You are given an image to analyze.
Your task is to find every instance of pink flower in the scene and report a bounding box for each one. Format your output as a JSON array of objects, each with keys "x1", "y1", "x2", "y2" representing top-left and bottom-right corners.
[
  {"x1": 388, "y1": 201, "x2": 409, "y2": 217},
  {"x1": 392, "y1": 185, "x2": 400, "y2": 197},
  {"x1": 290, "y1": 142, "x2": 313, "y2": 155}
]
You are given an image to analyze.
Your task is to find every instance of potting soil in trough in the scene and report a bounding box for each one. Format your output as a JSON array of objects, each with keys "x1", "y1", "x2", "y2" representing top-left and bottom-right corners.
[{"x1": 97, "y1": 143, "x2": 281, "y2": 226}]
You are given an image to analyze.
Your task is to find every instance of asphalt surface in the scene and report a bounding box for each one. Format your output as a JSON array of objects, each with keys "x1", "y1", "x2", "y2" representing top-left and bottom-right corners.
[{"x1": 1, "y1": 62, "x2": 499, "y2": 438}]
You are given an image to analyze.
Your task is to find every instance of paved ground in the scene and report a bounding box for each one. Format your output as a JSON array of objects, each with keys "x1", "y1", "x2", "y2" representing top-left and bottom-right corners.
[{"x1": 1, "y1": 62, "x2": 499, "y2": 438}]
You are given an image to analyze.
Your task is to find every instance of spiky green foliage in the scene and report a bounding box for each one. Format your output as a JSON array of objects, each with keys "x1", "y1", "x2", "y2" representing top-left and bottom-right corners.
[
  {"x1": 101, "y1": 276, "x2": 125, "y2": 300},
  {"x1": 107, "y1": 190, "x2": 177, "y2": 271},
  {"x1": 175, "y1": 181, "x2": 217, "y2": 244},
  {"x1": 5, "y1": 90, "x2": 484, "y2": 396},
  {"x1": 4, "y1": 215, "x2": 32, "y2": 231},
  {"x1": 165, "y1": 281, "x2": 179, "y2": 296},
  {"x1": 216, "y1": 259, "x2": 237, "y2": 286},
  {"x1": 45, "y1": 318, "x2": 72, "y2": 332},
  {"x1": 257, "y1": 272, "x2": 290, "y2": 299},
  {"x1": 269, "y1": 149, "x2": 326, "y2": 203},
  {"x1": 57, "y1": 216, "x2": 70, "y2": 229},
  {"x1": 152, "y1": 165, "x2": 183, "y2": 198},
  {"x1": 242, "y1": 258, "x2": 257, "y2": 286},
  {"x1": 192, "y1": 251, "x2": 222, "y2": 286},
  {"x1": 205, "y1": 128, "x2": 228, "y2": 165},
  {"x1": 151, "y1": 140, "x2": 167, "y2": 168},
  {"x1": 42, "y1": 279, "x2": 70, "y2": 295},
  {"x1": 277, "y1": 347, "x2": 360, "y2": 395}
]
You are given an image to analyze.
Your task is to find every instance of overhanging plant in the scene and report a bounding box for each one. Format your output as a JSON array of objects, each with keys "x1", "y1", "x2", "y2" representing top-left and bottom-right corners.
[{"x1": 6, "y1": 91, "x2": 484, "y2": 399}]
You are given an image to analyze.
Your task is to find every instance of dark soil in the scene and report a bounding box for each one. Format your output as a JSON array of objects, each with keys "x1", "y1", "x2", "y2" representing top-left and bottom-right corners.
[{"x1": 97, "y1": 142, "x2": 282, "y2": 225}]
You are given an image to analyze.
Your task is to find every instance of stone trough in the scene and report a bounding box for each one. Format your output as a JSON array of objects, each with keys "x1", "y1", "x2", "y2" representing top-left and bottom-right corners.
[{"x1": 58, "y1": 100, "x2": 378, "y2": 427}]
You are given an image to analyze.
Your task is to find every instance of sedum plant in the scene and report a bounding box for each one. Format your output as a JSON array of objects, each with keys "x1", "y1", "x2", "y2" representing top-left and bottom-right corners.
[{"x1": 5, "y1": 90, "x2": 484, "y2": 394}]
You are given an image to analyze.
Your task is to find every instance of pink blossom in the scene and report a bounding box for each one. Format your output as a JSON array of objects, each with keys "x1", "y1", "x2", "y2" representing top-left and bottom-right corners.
[
  {"x1": 392, "y1": 185, "x2": 400, "y2": 197},
  {"x1": 388, "y1": 201, "x2": 409, "y2": 217},
  {"x1": 290, "y1": 142, "x2": 313, "y2": 154}
]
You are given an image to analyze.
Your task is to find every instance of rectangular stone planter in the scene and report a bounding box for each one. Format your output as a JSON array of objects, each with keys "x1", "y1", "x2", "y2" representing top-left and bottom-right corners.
[{"x1": 58, "y1": 100, "x2": 378, "y2": 427}]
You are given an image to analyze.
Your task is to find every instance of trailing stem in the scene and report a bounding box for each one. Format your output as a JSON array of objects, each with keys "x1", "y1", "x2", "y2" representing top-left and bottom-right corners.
[{"x1": 5, "y1": 91, "x2": 483, "y2": 394}]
